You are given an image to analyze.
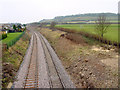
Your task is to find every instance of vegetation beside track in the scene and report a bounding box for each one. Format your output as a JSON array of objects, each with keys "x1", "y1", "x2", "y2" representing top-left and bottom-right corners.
[
  {"x1": 2, "y1": 32, "x2": 25, "y2": 49},
  {"x1": 2, "y1": 31, "x2": 30, "y2": 88},
  {"x1": 56, "y1": 24, "x2": 118, "y2": 42},
  {"x1": 55, "y1": 24, "x2": 119, "y2": 48},
  {"x1": 2, "y1": 32, "x2": 23, "y2": 43},
  {"x1": 37, "y1": 27, "x2": 118, "y2": 88}
]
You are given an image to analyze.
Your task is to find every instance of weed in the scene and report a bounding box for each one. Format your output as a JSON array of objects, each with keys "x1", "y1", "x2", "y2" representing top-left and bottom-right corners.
[
  {"x1": 2, "y1": 31, "x2": 30, "y2": 88},
  {"x1": 65, "y1": 33, "x2": 86, "y2": 45}
]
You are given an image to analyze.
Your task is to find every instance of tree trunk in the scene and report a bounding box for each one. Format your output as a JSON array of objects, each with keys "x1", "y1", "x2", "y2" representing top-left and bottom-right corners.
[{"x1": 101, "y1": 33, "x2": 103, "y2": 37}]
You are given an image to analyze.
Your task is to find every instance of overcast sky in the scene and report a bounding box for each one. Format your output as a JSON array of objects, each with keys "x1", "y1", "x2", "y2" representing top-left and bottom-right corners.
[{"x1": 0, "y1": 0, "x2": 119, "y2": 24}]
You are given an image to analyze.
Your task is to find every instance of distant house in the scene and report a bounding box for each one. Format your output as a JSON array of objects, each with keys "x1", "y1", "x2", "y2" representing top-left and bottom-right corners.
[
  {"x1": 1, "y1": 23, "x2": 25, "y2": 33},
  {"x1": 2, "y1": 24, "x2": 16, "y2": 33},
  {"x1": 9, "y1": 29, "x2": 15, "y2": 33},
  {"x1": 0, "y1": 29, "x2": 8, "y2": 34},
  {"x1": 2, "y1": 24, "x2": 11, "y2": 30},
  {"x1": 21, "y1": 26, "x2": 25, "y2": 29}
]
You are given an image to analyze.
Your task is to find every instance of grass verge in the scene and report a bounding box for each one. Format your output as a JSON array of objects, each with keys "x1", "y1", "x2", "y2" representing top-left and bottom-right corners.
[
  {"x1": 2, "y1": 32, "x2": 23, "y2": 44},
  {"x1": 2, "y1": 31, "x2": 30, "y2": 88}
]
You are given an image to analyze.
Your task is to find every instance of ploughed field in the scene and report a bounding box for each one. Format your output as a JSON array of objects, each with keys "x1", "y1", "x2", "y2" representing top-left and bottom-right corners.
[{"x1": 56, "y1": 24, "x2": 118, "y2": 42}]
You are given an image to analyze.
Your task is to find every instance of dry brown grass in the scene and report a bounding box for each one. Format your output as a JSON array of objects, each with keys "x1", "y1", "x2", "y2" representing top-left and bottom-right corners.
[
  {"x1": 37, "y1": 27, "x2": 118, "y2": 88},
  {"x1": 56, "y1": 27, "x2": 120, "y2": 48},
  {"x1": 2, "y1": 31, "x2": 30, "y2": 88},
  {"x1": 65, "y1": 33, "x2": 87, "y2": 45},
  {"x1": 38, "y1": 28, "x2": 80, "y2": 66}
]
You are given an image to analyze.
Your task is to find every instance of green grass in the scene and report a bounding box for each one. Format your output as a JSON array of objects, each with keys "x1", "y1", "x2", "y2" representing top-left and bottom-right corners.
[
  {"x1": 2, "y1": 32, "x2": 30, "y2": 88},
  {"x1": 56, "y1": 24, "x2": 118, "y2": 42},
  {"x1": 2, "y1": 32, "x2": 23, "y2": 44}
]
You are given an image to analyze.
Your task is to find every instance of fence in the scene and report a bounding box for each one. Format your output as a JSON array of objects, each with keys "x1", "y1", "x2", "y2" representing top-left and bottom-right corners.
[
  {"x1": 3, "y1": 32, "x2": 25, "y2": 50},
  {"x1": 56, "y1": 27, "x2": 120, "y2": 48}
]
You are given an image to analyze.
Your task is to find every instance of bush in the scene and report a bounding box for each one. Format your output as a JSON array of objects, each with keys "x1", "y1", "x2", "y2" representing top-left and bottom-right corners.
[
  {"x1": 65, "y1": 33, "x2": 86, "y2": 44},
  {"x1": 119, "y1": 43, "x2": 120, "y2": 48},
  {"x1": 50, "y1": 22, "x2": 57, "y2": 29},
  {"x1": 22, "y1": 33, "x2": 30, "y2": 41},
  {"x1": 56, "y1": 27, "x2": 119, "y2": 48},
  {"x1": 0, "y1": 34, "x2": 7, "y2": 40}
]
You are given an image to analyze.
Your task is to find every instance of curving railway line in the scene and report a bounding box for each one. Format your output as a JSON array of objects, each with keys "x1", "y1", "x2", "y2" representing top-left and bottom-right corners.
[{"x1": 12, "y1": 30, "x2": 75, "y2": 88}]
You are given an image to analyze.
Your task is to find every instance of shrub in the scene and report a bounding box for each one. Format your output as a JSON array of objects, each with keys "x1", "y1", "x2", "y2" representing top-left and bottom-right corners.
[
  {"x1": 50, "y1": 22, "x2": 57, "y2": 29},
  {"x1": 113, "y1": 41, "x2": 118, "y2": 46},
  {"x1": 22, "y1": 33, "x2": 30, "y2": 41},
  {"x1": 119, "y1": 43, "x2": 120, "y2": 48},
  {"x1": 56, "y1": 27, "x2": 119, "y2": 48},
  {"x1": 1, "y1": 34, "x2": 7, "y2": 40},
  {"x1": 102, "y1": 38, "x2": 107, "y2": 44},
  {"x1": 65, "y1": 33, "x2": 86, "y2": 44}
]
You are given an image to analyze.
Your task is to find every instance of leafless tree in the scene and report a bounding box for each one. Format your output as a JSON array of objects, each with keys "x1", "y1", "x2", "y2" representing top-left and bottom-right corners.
[
  {"x1": 39, "y1": 22, "x2": 47, "y2": 27},
  {"x1": 95, "y1": 15, "x2": 111, "y2": 37},
  {"x1": 50, "y1": 21, "x2": 57, "y2": 29},
  {"x1": 38, "y1": 22, "x2": 47, "y2": 30}
]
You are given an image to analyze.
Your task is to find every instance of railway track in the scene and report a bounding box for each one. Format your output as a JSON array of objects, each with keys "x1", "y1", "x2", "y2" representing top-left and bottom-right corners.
[
  {"x1": 12, "y1": 31, "x2": 75, "y2": 88},
  {"x1": 24, "y1": 34, "x2": 38, "y2": 88}
]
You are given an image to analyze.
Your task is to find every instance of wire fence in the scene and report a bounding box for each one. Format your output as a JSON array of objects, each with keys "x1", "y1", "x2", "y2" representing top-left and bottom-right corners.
[
  {"x1": 56, "y1": 27, "x2": 120, "y2": 48},
  {"x1": 3, "y1": 32, "x2": 25, "y2": 50}
]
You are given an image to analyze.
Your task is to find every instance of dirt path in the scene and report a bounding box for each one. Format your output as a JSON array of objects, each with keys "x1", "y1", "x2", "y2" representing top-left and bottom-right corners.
[{"x1": 12, "y1": 30, "x2": 75, "y2": 88}]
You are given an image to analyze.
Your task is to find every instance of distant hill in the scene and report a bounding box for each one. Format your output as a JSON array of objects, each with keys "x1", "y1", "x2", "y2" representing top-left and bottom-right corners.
[{"x1": 39, "y1": 13, "x2": 118, "y2": 24}]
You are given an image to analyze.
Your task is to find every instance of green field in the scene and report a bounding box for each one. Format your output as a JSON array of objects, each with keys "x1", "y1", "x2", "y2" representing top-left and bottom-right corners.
[
  {"x1": 56, "y1": 24, "x2": 118, "y2": 42},
  {"x1": 2, "y1": 32, "x2": 23, "y2": 44}
]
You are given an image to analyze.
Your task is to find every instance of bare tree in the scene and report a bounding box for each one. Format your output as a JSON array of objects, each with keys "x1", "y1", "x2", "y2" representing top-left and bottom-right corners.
[
  {"x1": 39, "y1": 22, "x2": 47, "y2": 27},
  {"x1": 95, "y1": 15, "x2": 111, "y2": 37},
  {"x1": 50, "y1": 21, "x2": 57, "y2": 29}
]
